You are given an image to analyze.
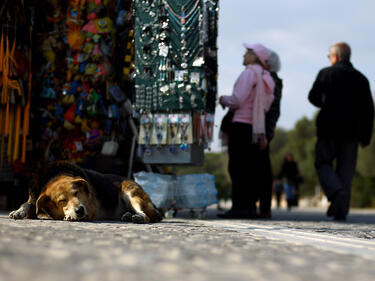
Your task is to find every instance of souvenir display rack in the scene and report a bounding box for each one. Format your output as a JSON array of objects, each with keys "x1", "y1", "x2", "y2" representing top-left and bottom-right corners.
[
  {"x1": 134, "y1": 0, "x2": 218, "y2": 164},
  {"x1": 0, "y1": 0, "x2": 33, "y2": 175},
  {"x1": 0, "y1": 0, "x2": 142, "y2": 178},
  {"x1": 29, "y1": 0, "x2": 138, "y2": 172}
]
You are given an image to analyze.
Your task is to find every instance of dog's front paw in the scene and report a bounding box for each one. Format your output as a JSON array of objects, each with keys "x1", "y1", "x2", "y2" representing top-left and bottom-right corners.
[
  {"x1": 9, "y1": 209, "x2": 26, "y2": 219},
  {"x1": 9, "y1": 204, "x2": 29, "y2": 220},
  {"x1": 64, "y1": 215, "x2": 76, "y2": 221},
  {"x1": 121, "y1": 212, "x2": 133, "y2": 222},
  {"x1": 132, "y1": 213, "x2": 148, "y2": 224}
]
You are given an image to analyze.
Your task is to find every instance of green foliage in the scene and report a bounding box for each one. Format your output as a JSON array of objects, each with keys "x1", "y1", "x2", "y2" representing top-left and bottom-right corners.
[
  {"x1": 352, "y1": 121, "x2": 375, "y2": 207},
  {"x1": 357, "y1": 122, "x2": 375, "y2": 178},
  {"x1": 270, "y1": 117, "x2": 318, "y2": 197},
  {"x1": 269, "y1": 127, "x2": 289, "y2": 176},
  {"x1": 351, "y1": 173, "x2": 375, "y2": 208}
]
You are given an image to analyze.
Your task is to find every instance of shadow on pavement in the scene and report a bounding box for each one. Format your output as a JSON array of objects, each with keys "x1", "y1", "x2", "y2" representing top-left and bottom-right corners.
[
  {"x1": 3, "y1": 207, "x2": 375, "y2": 225},
  {"x1": 173, "y1": 207, "x2": 375, "y2": 224}
]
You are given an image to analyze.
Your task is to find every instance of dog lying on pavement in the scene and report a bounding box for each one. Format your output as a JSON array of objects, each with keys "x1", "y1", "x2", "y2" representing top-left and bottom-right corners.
[{"x1": 9, "y1": 161, "x2": 162, "y2": 223}]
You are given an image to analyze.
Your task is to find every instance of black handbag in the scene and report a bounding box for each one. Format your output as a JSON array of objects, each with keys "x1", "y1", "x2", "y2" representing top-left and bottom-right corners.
[{"x1": 220, "y1": 110, "x2": 234, "y2": 134}]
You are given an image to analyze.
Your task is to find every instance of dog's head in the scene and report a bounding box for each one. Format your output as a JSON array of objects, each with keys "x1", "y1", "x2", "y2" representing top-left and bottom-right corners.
[{"x1": 36, "y1": 175, "x2": 92, "y2": 221}]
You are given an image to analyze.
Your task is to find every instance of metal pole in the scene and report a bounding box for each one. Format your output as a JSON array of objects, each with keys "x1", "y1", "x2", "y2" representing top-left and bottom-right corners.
[
  {"x1": 124, "y1": 100, "x2": 152, "y2": 178},
  {"x1": 127, "y1": 134, "x2": 137, "y2": 178}
]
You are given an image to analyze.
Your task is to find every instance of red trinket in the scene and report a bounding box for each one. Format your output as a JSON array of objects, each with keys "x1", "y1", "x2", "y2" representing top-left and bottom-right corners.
[{"x1": 181, "y1": 11, "x2": 186, "y2": 24}]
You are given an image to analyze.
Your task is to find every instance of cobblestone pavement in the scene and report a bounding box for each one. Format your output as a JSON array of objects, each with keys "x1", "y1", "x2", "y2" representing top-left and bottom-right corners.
[{"x1": 1, "y1": 208, "x2": 375, "y2": 281}]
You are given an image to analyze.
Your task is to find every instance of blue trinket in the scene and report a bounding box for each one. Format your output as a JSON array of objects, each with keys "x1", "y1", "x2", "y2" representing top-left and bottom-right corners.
[
  {"x1": 144, "y1": 147, "x2": 152, "y2": 156},
  {"x1": 180, "y1": 143, "x2": 188, "y2": 151},
  {"x1": 169, "y1": 145, "x2": 178, "y2": 154}
]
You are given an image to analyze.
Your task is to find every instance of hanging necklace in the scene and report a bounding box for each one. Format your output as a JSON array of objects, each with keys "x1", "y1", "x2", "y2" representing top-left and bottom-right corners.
[
  {"x1": 135, "y1": 47, "x2": 157, "y2": 66},
  {"x1": 136, "y1": 23, "x2": 156, "y2": 45},
  {"x1": 163, "y1": 0, "x2": 200, "y2": 24},
  {"x1": 135, "y1": 85, "x2": 146, "y2": 112},
  {"x1": 179, "y1": 114, "x2": 191, "y2": 151},
  {"x1": 167, "y1": 10, "x2": 200, "y2": 41},
  {"x1": 169, "y1": 40, "x2": 203, "y2": 69},
  {"x1": 164, "y1": 0, "x2": 202, "y2": 70},
  {"x1": 166, "y1": 4, "x2": 200, "y2": 28},
  {"x1": 154, "y1": 114, "x2": 167, "y2": 147},
  {"x1": 141, "y1": 114, "x2": 153, "y2": 155}
]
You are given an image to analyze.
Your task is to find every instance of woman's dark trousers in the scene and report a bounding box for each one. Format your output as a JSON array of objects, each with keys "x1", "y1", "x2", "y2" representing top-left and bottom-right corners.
[{"x1": 228, "y1": 123, "x2": 271, "y2": 214}]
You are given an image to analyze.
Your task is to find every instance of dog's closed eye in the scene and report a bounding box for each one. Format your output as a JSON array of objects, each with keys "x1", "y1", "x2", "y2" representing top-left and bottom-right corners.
[{"x1": 57, "y1": 197, "x2": 67, "y2": 206}]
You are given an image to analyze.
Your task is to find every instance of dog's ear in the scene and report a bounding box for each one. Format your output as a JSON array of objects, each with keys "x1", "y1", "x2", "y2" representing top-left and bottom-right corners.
[
  {"x1": 113, "y1": 181, "x2": 122, "y2": 189},
  {"x1": 36, "y1": 194, "x2": 53, "y2": 219},
  {"x1": 73, "y1": 178, "x2": 90, "y2": 194}
]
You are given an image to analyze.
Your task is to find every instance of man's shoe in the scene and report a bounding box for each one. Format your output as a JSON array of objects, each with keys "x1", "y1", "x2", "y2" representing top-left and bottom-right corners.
[
  {"x1": 248, "y1": 209, "x2": 257, "y2": 219},
  {"x1": 257, "y1": 210, "x2": 272, "y2": 219},
  {"x1": 326, "y1": 202, "x2": 334, "y2": 217},
  {"x1": 217, "y1": 209, "x2": 249, "y2": 219},
  {"x1": 326, "y1": 190, "x2": 346, "y2": 218},
  {"x1": 333, "y1": 214, "x2": 347, "y2": 221}
]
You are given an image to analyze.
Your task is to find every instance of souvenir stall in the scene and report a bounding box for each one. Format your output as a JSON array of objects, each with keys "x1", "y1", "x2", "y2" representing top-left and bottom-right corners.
[
  {"x1": 0, "y1": 0, "x2": 138, "y2": 208},
  {"x1": 0, "y1": 0, "x2": 219, "y2": 212}
]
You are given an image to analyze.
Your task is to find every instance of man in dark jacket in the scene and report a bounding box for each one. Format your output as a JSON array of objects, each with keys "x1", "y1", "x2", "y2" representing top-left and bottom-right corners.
[{"x1": 308, "y1": 42, "x2": 374, "y2": 220}]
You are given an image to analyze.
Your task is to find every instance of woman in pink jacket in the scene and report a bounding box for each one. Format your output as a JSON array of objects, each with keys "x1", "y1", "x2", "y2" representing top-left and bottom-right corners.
[{"x1": 218, "y1": 43, "x2": 275, "y2": 219}]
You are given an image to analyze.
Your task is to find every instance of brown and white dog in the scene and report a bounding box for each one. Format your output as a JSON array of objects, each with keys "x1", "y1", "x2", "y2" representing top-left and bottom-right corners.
[{"x1": 9, "y1": 161, "x2": 162, "y2": 223}]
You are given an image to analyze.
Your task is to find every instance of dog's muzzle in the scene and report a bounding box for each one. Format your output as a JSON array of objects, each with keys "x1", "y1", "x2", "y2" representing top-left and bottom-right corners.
[{"x1": 75, "y1": 205, "x2": 86, "y2": 219}]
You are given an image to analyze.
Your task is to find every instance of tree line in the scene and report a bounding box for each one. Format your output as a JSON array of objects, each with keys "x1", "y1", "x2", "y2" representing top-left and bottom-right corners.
[{"x1": 178, "y1": 113, "x2": 375, "y2": 208}]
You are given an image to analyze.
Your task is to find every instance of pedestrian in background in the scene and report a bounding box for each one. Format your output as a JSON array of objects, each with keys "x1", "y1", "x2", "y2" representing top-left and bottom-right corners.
[
  {"x1": 257, "y1": 49, "x2": 283, "y2": 218},
  {"x1": 273, "y1": 179, "x2": 284, "y2": 208},
  {"x1": 279, "y1": 153, "x2": 301, "y2": 210},
  {"x1": 217, "y1": 43, "x2": 275, "y2": 219},
  {"x1": 308, "y1": 42, "x2": 374, "y2": 220}
]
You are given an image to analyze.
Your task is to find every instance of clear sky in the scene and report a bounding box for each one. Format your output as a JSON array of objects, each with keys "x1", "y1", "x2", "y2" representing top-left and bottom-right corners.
[{"x1": 211, "y1": 0, "x2": 375, "y2": 151}]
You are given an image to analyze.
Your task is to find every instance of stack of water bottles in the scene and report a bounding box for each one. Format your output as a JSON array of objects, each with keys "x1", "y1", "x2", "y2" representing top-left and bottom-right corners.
[{"x1": 134, "y1": 172, "x2": 218, "y2": 210}]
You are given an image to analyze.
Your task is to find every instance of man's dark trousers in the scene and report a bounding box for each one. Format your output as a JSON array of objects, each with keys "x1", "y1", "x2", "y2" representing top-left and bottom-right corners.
[{"x1": 315, "y1": 138, "x2": 358, "y2": 216}]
